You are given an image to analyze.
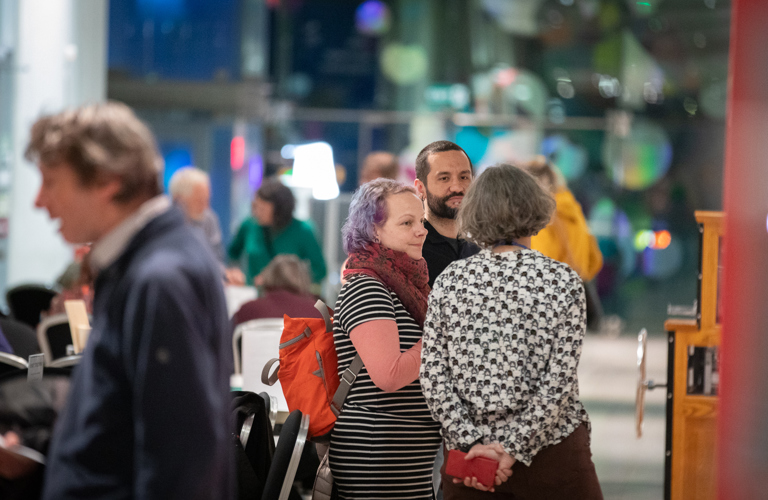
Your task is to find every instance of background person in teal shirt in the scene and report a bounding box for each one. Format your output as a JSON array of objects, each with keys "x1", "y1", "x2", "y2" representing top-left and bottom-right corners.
[{"x1": 228, "y1": 178, "x2": 327, "y2": 286}]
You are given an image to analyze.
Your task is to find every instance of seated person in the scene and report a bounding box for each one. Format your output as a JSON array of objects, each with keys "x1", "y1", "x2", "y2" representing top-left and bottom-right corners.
[
  {"x1": 228, "y1": 179, "x2": 327, "y2": 290},
  {"x1": 232, "y1": 255, "x2": 321, "y2": 327}
]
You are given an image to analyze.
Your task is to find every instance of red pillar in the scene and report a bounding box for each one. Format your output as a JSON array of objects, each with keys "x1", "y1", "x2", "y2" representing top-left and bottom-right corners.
[{"x1": 718, "y1": 0, "x2": 768, "y2": 498}]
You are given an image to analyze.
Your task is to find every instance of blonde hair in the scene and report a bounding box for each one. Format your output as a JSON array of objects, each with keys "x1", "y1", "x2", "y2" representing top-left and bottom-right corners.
[{"x1": 520, "y1": 155, "x2": 565, "y2": 193}]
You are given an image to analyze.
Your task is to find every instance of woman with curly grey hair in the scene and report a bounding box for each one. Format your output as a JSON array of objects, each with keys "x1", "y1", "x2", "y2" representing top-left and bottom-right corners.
[
  {"x1": 420, "y1": 164, "x2": 603, "y2": 499},
  {"x1": 329, "y1": 178, "x2": 442, "y2": 499}
]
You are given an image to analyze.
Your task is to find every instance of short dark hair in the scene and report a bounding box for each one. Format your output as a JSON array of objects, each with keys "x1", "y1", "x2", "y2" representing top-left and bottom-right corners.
[
  {"x1": 25, "y1": 102, "x2": 162, "y2": 203},
  {"x1": 359, "y1": 151, "x2": 399, "y2": 185},
  {"x1": 415, "y1": 140, "x2": 472, "y2": 184},
  {"x1": 458, "y1": 163, "x2": 555, "y2": 247},
  {"x1": 256, "y1": 178, "x2": 295, "y2": 230}
]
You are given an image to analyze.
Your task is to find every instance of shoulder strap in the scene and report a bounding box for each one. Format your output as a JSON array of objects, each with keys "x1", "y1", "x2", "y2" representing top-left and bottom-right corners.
[
  {"x1": 330, "y1": 354, "x2": 363, "y2": 417},
  {"x1": 316, "y1": 299, "x2": 364, "y2": 417},
  {"x1": 314, "y1": 299, "x2": 333, "y2": 332}
]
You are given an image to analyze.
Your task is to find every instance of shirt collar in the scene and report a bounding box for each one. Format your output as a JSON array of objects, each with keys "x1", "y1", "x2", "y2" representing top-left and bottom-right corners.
[{"x1": 89, "y1": 195, "x2": 172, "y2": 273}]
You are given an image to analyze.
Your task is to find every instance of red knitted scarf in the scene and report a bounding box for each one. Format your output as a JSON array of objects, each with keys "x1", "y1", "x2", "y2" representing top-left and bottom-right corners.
[{"x1": 343, "y1": 243, "x2": 430, "y2": 328}]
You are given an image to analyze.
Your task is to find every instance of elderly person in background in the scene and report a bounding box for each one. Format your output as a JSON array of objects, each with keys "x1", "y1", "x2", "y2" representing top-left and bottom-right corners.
[
  {"x1": 330, "y1": 179, "x2": 441, "y2": 499},
  {"x1": 232, "y1": 254, "x2": 320, "y2": 327},
  {"x1": 420, "y1": 164, "x2": 602, "y2": 499},
  {"x1": 168, "y1": 166, "x2": 225, "y2": 264},
  {"x1": 228, "y1": 178, "x2": 327, "y2": 288}
]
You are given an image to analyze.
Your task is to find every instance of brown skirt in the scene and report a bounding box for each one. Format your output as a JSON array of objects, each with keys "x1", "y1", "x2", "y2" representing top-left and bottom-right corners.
[{"x1": 441, "y1": 424, "x2": 603, "y2": 500}]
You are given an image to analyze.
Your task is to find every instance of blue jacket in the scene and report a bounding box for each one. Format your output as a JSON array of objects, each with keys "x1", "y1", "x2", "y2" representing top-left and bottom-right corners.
[{"x1": 43, "y1": 207, "x2": 234, "y2": 500}]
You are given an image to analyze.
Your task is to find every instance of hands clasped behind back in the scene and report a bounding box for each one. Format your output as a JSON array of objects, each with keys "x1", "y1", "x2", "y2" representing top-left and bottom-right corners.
[{"x1": 453, "y1": 443, "x2": 515, "y2": 493}]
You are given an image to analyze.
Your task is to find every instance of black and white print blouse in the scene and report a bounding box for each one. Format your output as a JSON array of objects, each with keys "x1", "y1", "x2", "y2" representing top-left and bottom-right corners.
[{"x1": 420, "y1": 248, "x2": 590, "y2": 466}]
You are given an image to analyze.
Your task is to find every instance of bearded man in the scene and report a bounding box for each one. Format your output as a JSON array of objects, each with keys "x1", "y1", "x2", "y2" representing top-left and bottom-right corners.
[{"x1": 414, "y1": 140, "x2": 480, "y2": 287}]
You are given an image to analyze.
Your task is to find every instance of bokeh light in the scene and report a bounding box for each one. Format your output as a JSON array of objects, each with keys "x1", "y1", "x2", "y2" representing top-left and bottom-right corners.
[
  {"x1": 230, "y1": 136, "x2": 245, "y2": 170},
  {"x1": 634, "y1": 229, "x2": 671, "y2": 251},
  {"x1": 454, "y1": 127, "x2": 490, "y2": 166},
  {"x1": 380, "y1": 44, "x2": 428, "y2": 85},
  {"x1": 634, "y1": 229, "x2": 655, "y2": 251},
  {"x1": 654, "y1": 230, "x2": 671, "y2": 250},
  {"x1": 248, "y1": 155, "x2": 263, "y2": 191},
  {"x1": 355, "y1": 0, "x2": 391, "y2": 36},
  {"x1": 541, "y1": 135, "x2": 588, "y2": 182},
  {"x1": 642, "y1": 236, "x2": 683, "y2": 279},
  {"x1": 502, "y1": 69, "x2": 548, "y2": 119},
  {"x1": 602, "y1": 119, "x2": 673, "y2": 190}
]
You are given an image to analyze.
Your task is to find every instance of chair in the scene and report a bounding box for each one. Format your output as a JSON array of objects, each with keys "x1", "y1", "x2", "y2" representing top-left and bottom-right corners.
[
  {"x1": 48, "y1": 355, "x2": 82, "y2": 369},
  {"x1": 233, "y1": 318, "x2": 284, "y2": 374},
  {"x1": 0, "y1": 317, "x2": 41, "y2": 360},
  {"x1": 261, "y1": 410, "x2": 309, "y2": 500},
  {"x1": 259, "y1": 391, "x2": 278, "y2": 432},
  {"x1": 0, "y1": 366, "x2": 72, "y2": 469},
  {"x1": 234, "y1": 318, "x2": 287, "y2": 412},
  {"x1": 0, "y1": 351, "x2": 28, "y2": 377},
  {"x1": 36, "y1": 314, "x2": 73, "y2": 366},
  {"x1": 6, "y1": 284, "x2": 57, "y2": 329}
]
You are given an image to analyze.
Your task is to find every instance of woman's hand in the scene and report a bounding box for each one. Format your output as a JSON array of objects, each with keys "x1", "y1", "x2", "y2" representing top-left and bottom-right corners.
[
  {"x1": 452, "y1": 443, "x2": 516, "y2": 492},
  {"x1": 224, "y1": 267, "x2": 245, "y2": 285}
]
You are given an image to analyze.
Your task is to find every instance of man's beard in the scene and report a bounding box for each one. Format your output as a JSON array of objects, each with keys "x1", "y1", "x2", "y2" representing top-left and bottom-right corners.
[{"x1": 426, "y1": 190, "x2": 462, "y2": 220}]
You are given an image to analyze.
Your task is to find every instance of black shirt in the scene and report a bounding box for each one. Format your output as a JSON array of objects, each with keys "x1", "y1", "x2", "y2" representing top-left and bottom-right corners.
[{"x1": 422, "y1": 219, "x2": 481, "y2": 287}]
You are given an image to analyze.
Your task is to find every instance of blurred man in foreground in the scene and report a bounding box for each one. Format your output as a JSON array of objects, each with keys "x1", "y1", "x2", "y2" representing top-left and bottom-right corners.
[{"x1": 27, "y1": 102, "x2": 233, "y2": 500}]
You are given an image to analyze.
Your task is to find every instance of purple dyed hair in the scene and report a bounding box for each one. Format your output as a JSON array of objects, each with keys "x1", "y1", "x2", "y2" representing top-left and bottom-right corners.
[{"x1": 342, "y1": 178, "x2": 419, "y2": 254}]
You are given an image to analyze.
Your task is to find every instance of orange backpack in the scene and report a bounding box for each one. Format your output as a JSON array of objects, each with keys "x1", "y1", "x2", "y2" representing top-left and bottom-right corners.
[{"x1": 261, "y1": 300, "x2": 362, "y2": 440}]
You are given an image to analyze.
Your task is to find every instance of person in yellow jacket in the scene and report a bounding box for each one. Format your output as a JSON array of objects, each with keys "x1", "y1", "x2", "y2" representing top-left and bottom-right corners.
[{"x1": 522, "y1": 156, "x2": 604, "y2": 329}]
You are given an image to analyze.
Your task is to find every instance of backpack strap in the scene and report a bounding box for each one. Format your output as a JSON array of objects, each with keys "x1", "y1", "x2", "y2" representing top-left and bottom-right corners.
[
  {"x1": 261, "y1": 358, "x2": 280, "y2": 386},
  {"x1": 262, "y1": 302, "x2": 330, "y2": 386},
  {"x1": 314, "y1": 299, "x2": 333, "y2": 332},
  {"x1": 330, "y1": 354, "x2": 363, "y2": 417}
]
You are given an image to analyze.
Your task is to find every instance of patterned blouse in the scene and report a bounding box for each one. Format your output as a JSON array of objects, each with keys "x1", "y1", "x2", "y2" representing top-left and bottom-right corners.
[{"x1": 420, "y1": 248, "x2": 590, "y2": 466}]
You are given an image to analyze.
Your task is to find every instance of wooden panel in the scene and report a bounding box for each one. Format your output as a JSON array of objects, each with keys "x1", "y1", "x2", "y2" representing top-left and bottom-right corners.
[
  {"x1": 671, "y1": 326, "x2": 720, "y2": 500},
  {"x1": 695, "y1": 211, "x2": 724, "y2": 330},
  {"x1": 668, "y1": 211, "x2": 723, "y2": 500},
  {"x1": 681, "y1": 416, "x2": 718, "y2": 499}
]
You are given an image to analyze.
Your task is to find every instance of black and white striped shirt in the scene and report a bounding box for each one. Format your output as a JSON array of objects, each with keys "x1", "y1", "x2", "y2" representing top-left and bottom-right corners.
[{"x1": 330, "y1": 275, "x2": 441, "y2": 500}]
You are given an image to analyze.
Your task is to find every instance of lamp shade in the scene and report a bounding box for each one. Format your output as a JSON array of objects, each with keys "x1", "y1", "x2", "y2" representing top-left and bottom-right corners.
[{"x1": 291, "y1": 142, "x2": 340, "y2": 200}]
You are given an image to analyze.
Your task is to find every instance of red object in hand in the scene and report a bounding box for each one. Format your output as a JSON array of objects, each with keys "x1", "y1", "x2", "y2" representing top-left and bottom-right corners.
[{"x1": 445, "y1": 449, "x2": 499, "y2": 487}]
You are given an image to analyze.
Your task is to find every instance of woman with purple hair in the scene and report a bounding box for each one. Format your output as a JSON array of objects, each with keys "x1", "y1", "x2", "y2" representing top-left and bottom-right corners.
[{"x1": 329, "y1": 179, "x2": 442, "y2": 499}]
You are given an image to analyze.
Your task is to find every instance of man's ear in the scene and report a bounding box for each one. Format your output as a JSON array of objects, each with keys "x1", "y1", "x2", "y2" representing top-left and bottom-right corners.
[
  {"x1": 414, "y1": 179, "x2": 427, "y2": 200},
  {"x1": 97, "y1": 176, "x2": 123, "y2": 204}
]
